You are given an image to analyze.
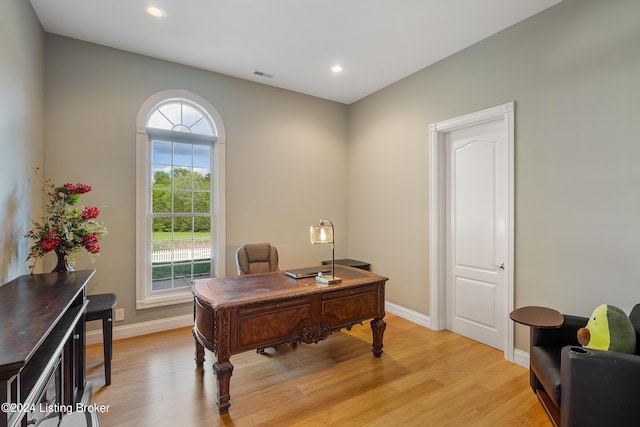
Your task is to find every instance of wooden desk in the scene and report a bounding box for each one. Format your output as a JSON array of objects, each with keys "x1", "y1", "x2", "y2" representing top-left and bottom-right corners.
[{"x1": 192, "y1": 265, "x2": 388, "y2": 414}]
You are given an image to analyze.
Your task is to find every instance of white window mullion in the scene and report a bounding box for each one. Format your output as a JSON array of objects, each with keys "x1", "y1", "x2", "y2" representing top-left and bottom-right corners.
[{"x1": 136, "y1": 90, "x2": 226, "y2": 310}]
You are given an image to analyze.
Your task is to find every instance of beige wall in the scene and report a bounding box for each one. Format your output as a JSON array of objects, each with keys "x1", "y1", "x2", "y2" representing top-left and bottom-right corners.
[
  {"x1": 0, "y1": 0, "x2": 45, "y2": 284},
  {"x1": 43, "y1": 35, "x2": 349, "y2": 327},
  {"x1": 6, "y1": 0, "x2": 640, "y2": 352},
  {"x1": 348, "y1": 0, "x2": 640, "y2": 349}
]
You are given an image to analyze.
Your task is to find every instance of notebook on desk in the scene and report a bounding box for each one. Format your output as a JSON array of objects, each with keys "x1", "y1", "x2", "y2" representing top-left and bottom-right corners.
[{"x1": 284, "y1": 266, "x2": 332, "y2": 279}]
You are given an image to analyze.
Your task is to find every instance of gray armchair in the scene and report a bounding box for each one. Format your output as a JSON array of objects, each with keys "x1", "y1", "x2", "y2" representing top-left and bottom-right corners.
[
  {"x1": 235, "y1": 243, "x2": 279, "y2": 275},
  {"x1": 529, "y1": 304, "x2": 640, "y2": 426}
]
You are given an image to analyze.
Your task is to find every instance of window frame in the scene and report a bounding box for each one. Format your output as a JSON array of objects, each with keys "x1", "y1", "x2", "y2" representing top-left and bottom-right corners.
[{"x1": 135, "y1": 90, "x2": 226, "y2": 309}]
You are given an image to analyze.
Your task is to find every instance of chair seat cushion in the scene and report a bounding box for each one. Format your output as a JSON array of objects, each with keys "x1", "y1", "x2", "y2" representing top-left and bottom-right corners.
[{"x1": 530, "y1": 345, "x2": 562, "y2": 408}]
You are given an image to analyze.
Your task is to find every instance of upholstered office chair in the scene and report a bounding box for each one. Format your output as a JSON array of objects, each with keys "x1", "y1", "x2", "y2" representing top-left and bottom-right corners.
[{"x1": 236, "y1": 243, "x2": 279, "y2": 275}]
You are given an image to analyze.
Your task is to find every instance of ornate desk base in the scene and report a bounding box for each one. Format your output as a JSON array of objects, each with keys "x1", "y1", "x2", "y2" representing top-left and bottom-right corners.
[{"x1": 192, "y1": 266, "x2": 388, "y2": 414}]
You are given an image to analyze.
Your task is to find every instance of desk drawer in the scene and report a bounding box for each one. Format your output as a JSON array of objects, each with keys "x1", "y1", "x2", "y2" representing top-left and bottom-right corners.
[
  {"x1": 322, "y1": 285, "x2": 378, "y2": 325},
  {"x1": 236, "y1": 298, "x2": 312, "y2": 350}
]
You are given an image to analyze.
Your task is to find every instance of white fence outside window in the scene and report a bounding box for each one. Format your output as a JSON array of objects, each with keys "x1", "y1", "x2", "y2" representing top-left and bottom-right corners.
[{"x1": 152, "y1": 246, "x2": 211, "y2": 263}]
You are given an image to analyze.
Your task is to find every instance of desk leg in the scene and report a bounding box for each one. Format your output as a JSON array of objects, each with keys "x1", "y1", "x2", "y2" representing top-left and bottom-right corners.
[
  {"x1": 213, "y1": 360, "x2": 234, "y2": 414},
  {"x1": 370, "y1": 317, "x2": 386, "y2": 358},
  {"x1": 193, "y1": 330, "x2": 205, "y2": 367}
]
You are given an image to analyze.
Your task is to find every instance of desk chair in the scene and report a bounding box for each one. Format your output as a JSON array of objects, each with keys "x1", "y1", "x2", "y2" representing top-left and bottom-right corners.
[
  {"x1": 236, "y1": 243, "x2": 279, "y2": 275},
  {"x1": 86, "y1": 293, "x2": 117, "y2": 385}
]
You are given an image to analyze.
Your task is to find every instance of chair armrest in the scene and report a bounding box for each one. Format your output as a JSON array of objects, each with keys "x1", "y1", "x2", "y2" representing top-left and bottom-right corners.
[
  {"x1": 531, "y1": 314, "x2": 587, "y2": 347},
  {"x1": 561, "y1": 346, "x2": 640, "y2": 426}
]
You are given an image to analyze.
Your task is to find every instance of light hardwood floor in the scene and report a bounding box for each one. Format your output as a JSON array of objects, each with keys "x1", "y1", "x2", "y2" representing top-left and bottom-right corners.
[{"x1": 85, "y1": 313, "x2": 551, "y2": 427}]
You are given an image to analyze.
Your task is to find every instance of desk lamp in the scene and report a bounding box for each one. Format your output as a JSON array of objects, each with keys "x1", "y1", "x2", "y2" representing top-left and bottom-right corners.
[{"x1": 310, "y1": 219, "x2": 341, "y2": 284}]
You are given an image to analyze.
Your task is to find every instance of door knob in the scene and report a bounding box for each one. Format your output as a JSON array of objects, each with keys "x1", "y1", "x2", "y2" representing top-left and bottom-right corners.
[{"x1": 493, "y1": 263, "x2": 505, "y2": 270}]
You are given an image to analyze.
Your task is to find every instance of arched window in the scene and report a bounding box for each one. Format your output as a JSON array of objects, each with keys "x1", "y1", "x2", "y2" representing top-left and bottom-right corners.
[{"x1": 136, "y1": 90, "x2": 226, "y2": 309}]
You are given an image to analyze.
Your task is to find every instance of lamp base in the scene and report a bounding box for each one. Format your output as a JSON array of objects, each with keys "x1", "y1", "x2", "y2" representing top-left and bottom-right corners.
[{"x1": 316, "y1": 275, "x2": 342, "y2": 285}]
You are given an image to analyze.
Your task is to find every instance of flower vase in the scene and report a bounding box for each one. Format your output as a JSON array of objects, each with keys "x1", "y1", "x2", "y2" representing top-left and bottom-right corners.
[{"x1": 52, "y1": 248, "x2": 74, "y2": 273}]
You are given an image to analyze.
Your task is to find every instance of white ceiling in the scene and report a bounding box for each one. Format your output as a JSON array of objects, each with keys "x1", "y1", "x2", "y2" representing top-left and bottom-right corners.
[{"x1": 29, "y1": 0, "x2": 561, "y2": 105}]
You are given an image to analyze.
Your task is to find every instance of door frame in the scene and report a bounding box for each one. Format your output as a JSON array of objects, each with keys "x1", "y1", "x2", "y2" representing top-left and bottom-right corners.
[{"x1": 428, "y1": 102, "x2": 515, "y2": 361}]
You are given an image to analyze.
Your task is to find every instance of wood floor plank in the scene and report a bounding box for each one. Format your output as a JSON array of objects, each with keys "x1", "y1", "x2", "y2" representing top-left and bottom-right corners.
[{"x1": 85, "y1": 313, "x2": 550, "y2": 426}]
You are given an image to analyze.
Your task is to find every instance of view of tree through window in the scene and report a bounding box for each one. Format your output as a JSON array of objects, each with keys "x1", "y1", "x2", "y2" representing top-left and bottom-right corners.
[{"x1": 146, "y1": 101, "x2": 215, "y2": 293}]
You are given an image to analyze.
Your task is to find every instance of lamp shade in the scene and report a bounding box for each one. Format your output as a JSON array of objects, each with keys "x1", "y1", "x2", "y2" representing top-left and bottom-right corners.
[
  {"x1": 310, "y1": 220, "x2": 334, "y2": 244},
  {"x1": 309, "y1": 219, "x2": 341, "y2": 284}
]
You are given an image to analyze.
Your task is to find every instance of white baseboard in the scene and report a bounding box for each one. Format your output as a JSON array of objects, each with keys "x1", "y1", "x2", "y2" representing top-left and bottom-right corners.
[
  {"x1": 86, "y1": 303, "x2": 532, "y2": 369},
  {"x1": 86, "y1": 314, "x2": 193, "y2": 345},
  {"x1": 385, "y1": 301, "x2": 431, "y2": 329},
  {"x1": 513, "y1": 349, "x2": 530, "y2": 368},
  {"x1": 385, "y1": 301, "x2": 532, "y2": 368},
  {"x1": 86, "y1": 302, "x2": 431, "y2": 346},
  {"x1": 88, "y1": 302, "x2": 534, "y2": 367}
]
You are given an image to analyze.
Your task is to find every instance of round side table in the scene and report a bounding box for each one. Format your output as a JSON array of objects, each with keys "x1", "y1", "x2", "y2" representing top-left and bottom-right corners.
[{"x1": 510, "y1": 306, "x2": 564, "y2": 328}]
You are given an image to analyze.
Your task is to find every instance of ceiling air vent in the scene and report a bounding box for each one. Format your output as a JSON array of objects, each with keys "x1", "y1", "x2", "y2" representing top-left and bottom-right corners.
[{"x1": 254, "y1": 70, "x2": 274, "y2": 78}]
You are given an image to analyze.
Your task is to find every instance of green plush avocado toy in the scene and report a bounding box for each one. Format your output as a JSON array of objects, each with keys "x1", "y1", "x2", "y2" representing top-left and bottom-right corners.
[{"x1": 577, "y1": 304, "x2": 636, "y2": 354}]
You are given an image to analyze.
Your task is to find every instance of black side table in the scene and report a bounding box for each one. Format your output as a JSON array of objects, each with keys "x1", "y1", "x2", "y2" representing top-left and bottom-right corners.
[
  {"x1": 86, "y1": 293, "x2": 118, "y2": 385},
  {"x1": 322, "y1": 259, "x2": 371, "y2": 271}
]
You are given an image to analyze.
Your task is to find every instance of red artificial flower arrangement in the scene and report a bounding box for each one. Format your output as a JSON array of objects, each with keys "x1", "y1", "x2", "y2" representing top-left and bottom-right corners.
[{"x1": 25, "y1": 172, "x2": 107, "y2": 272}]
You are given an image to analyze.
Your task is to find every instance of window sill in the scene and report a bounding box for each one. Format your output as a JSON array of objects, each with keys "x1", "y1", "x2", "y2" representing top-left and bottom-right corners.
[{"x1": 136, "y1": 290, "x2": 193, "y2": 310}]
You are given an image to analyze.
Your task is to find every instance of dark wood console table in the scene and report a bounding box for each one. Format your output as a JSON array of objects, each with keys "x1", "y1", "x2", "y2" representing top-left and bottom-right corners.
[
  {"x1": 322, "y1": 259, "x2": 371, "y2": 271},
  {"x1": 0, "y1": 270, "x2": 94, "y2": 427},
  {"x1": 192, "y1": 265, "x2": 388, "y2": 414}
]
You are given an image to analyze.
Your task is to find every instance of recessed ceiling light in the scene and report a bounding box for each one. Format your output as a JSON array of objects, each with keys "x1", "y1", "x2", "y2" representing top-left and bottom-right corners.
[
  {"x1": 146, "y1": 5, "x2": 166, "y2": 18},
  {"x1": 331, "y1": 65, "x2": 343, "y2": 73}
]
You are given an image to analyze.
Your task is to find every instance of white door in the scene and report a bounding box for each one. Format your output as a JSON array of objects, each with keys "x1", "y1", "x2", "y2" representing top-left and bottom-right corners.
[{"x1": 445, "y1": 118, "x2": 507, "y2": 350}]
